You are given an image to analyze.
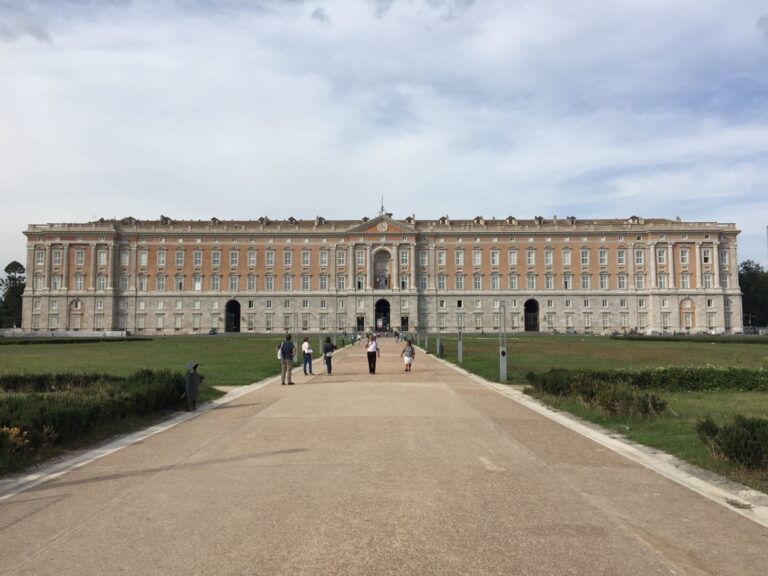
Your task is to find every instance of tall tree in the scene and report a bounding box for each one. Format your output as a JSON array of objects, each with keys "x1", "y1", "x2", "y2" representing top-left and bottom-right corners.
[
  {"x1": 739, "y1": 260, "x2": 768, "y2": 328},
  {"x1": 0, "y1": 261, "x2": 25, "y2": 328}
]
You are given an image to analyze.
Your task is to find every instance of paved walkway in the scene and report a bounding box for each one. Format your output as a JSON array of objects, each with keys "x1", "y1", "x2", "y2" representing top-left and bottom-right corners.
[{"x1": 2, "y1": 341, "x2": 768, "y2": 575}]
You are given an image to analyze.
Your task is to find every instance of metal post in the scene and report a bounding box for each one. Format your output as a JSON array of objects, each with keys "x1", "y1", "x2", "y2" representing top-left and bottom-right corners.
[
  {"x1": 457, "y1": 328, "x2": 463, "y2": 364},
  {"x1": 437, "y1": 328, "x2": 442, "y2": 358},
  {"x1": 499, "y1": 302, "x2": 507, "y2": 382}
]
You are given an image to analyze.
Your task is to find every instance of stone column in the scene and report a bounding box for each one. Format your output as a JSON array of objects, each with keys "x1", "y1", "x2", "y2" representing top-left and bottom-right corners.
[
  {"x1": 394, "y1": 243, "x2": 400, "y2": 290},
  {"x1": 410, "y1": 243, "x2": 416, "y2": 291},
  {"x1": 108, "y1": 243, "x2": 117, "y2": 290},
  {"x1": 713, "y1": 241, "x2": 721, "y2": 290},
  {"x1": 61, "y1": 242, "x2": 70, "y2": 289},
  {"x1": 730, "y1": 242, "x2": 739, "y2": 289},
  {"x1": 429, "y1": 244, "x2": 436, "y2": 290},
  {"x1": 130, "y1": 244, "x2": 137, "y2": 290},
  {"x1": 627, "y1": 242, "x2": 635, "y2": 290},
  {"x1": 694, "y1": 241, "x2": 702, "y2": 289},
  {"x1": 649, "y1": 242, "x2": 657, "y2": 288},
  {"x1": 668, "y1": 242, "x2": 675, "y2": 289},
  {"x1": 366, "y1": 244, "x2": 372, "y2": 290},
  {"x1": 348, "y1": 244, "x2": 354, "y2": 291},
  {"x1": 89, "y1": 243, "x2": 97, "y2": 290},
  {"x1": 44, "y1": 244, "x2": 51, "y2": 289}
]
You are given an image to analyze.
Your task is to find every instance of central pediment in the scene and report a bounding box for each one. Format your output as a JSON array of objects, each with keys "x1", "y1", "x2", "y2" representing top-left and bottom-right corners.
[{"x1": 346, "y1": 214, "x2": 416, "y2": 236}]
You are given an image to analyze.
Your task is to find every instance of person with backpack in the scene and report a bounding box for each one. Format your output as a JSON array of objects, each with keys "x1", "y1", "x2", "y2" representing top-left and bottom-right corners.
[
  {"x1": 400, "y1": 339, "x2": 415, "y2": 372},
  {"x1": 277, "y1": 334, "x2": 296, "y2": 385}
]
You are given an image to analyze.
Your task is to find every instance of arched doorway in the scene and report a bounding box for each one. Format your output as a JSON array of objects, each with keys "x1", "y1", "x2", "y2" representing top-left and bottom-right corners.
[
  {"x1": 375, "y1": 299, "x2": 391, "y2": 332},
  {"x1": 225, "y1": 300, "x2": 241, "y2": 333},
  {"x1": 373, "y1": 250, "x2": 392, "y2": 289},
  {"x1": 524, "y1": 299, "x2": 539, "y2": 332}
]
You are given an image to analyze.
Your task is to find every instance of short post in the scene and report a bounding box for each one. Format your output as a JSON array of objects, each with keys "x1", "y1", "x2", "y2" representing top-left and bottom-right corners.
[
  {"x1": 436, "y1": 328, "x2": 442, "y2": 358},
  {"x1": 457, "y1": 328, "x2": 463, "y2": 365},
  {"x1": 499, "y1": 302, "x2": 507, "y2": 383}
]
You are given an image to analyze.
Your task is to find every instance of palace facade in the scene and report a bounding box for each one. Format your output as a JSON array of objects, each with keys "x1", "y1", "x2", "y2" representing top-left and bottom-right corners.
[{"x1": 21, "y1": 213, "x2": 743, "y2": 335}]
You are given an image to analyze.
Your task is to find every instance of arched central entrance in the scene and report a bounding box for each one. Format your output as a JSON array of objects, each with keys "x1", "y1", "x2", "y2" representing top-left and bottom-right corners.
[
  {"x1": 225, "y1": 300, "x2": 241, "y2": 333},
  {"x1": 375, "y1": 299, "x2": 391, "y2": 332},
  {"x1": 524, "y1": 299, "x2": 539, "y2": 332}
]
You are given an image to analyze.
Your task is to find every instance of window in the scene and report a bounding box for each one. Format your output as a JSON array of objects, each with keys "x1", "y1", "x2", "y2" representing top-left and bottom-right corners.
[
  {"x1": 681, "y1": 273, "x2": 690, "y2": 289},
  {"x1": 175, "y1": 299, "x2": 183, "y2": 310},
  {"x1": 599, "y1": 274, "x2": 608, "y2": 289},
  {"x1": 703, "y1": 273, "x2": 713, "y2": 289},
  {"x1": 437, "y1": 250, "x2": 447, "y2": 266},
  {"x1": 212, "y1": 251, "x2": 221, "y2": 267},
  {"x1": 544, "y1": 249, "x2": 553, "y2": 266},
  {"x1": 618, "y1": 274, "x2": 627, "y2": 289},
  {"x1": 337, "y1": 275, "x2": 346, "y2": 290},
  {"x1": 599, "y1": 249, "x2": 607, "y2": 266},
  {"x1": 635, "y1": 274, "x2": 645, "y2": 289},
  {"x1": 400, "y1": 275, "x2": 410, "y2": 290},
  {"x1": 491, "y1": 275, "x2": 500, "y2": 290},
  {"x1": 283, "y1": 276, "x2": 293, "y2": 291},
  {"x1": 455, "y1": 250, "x2": 464, "y2": 266},
  {"x1": 336, "y1": 250, "x2": 346, "y2": 266},
  {"x1": 545, "y1": 274, "x2": 554, "y2": 289},
  {"x1": 662, "y1": 312, "x2": 671, "y2": 329},
  {"x1": 490, "y1": 250, "x2": 500, "y2": 266},
  {"x1": 212, "y1": 275, "x2": 221, "y2": 291},
  {"x1": 580, "y1": 249, "x2": 589, "y2": 266},
  {"x1": 193, "y1": 251, "x2": 202, "y2": 267},
  {"x1": 617, "y1": 249, "x2": 626, "y2": 265},
  {"x1": 602, "y1": 314, "x2": 610, "y2": 329},
  {"x1": 75, "y1": 250, "x2": 85, "y2": 266},
  {"x1": 472, "y1": 250, "x2": 481, "y2": 266},
  {"x1": 563, "y1": 274, "x2": 572, "y2": 290},
  {"x1": 527, "y1": 274, "x2": 536, "y2": 290},
  {"x1": 707, "y1": 298, "x2": 714, "y2": 308},
  {"x1": 75, "y1": 275, "x2": 84, "y2": 290},
  {"x1": 35, "y1": 250, "x2": 45, "y2": 266},
  {"x1": 320, "y1": 250, "x2": 328, "y2": 267},
  {"x1": 583, "y1": 299, "x2": 591, "y2": 308},
  {"x1": 301, "y1": 275, "x2": 310, "y2": 291},
  {"x1": 230, "y1": 250, "x2": 239, "y2": 267},
  {"x1": 175, "y1": 251, "x2": 184, "y2": 266},
  {"x1": 601, "y1": 298, "x2": 608, "y2": 308},
  {"x1": 680, "y1": 248, "x2": 689, "y2": 265},
  {"x1": 284, "y1": 299, "x2": 291, "y2": 309},
  {"x1": 284, "y1": 251, "x2": 293, "y2": 267},
  {"x1": 438, "y1": 275, "x2": 446, "y2": 290},
  {"x1": 635, "y1": 249, "x2": 644, "y2": 265},
  {"x1": 455, "y1": 275, "x2": 464, "y2": 290},
  {"x1": 225, "y1": 276, "x2": 237, "y2": 291},
  {"x1": 419, "y1": 251, "x2": 428, "y2": 266},
  {"x1": 638, "y1": 298, "x2": 645, "y2": 308},
  {"x1": 247, "y1": 275, "x2": 255, "y2": 291},
  {"x1": 719, "y1": 249, "x2": 728, "y2": 266},
  {"x1": 620, "y1": 298, "x2": 627, "y2": 308},
  {"x1": 658, "y1": 273, "x2": 667, "y2": 289},
  {"x1": 96, "y1": 299, "x2": 104, "y2": 310},
  {"x1": 473, "y1": 275, "x2": 482, "y2": 290},
  {"x1": 508, "y1": 250, "x2": 518, "y2": 266},
  {"x1": 546, "y1": 299, "x2": 554, "y2": 309},
  {"x1": 562, "y1": 250, "x2": 572, "y2": 266},
  {"x1": 139, "y1": 251, "x2": 148, "y2": 266},
  {"x1": 702, "y1": 248, "x2": 711, "y2": 264},
  {"x1": 157, "y1": 251, "x2": 166, "y2": 267},
  {"x1": 301, "y1": 251, "x2": 310, "y2": 267},
  {"x1": 401, "y1": 250, "x2": 409, "y2": 266},
  {"x1": 474, "y1": 314, "x2": 483, "y2": 329},
  {"x1": 526, "y1": 249, "x2": 535, "y2": 266},
  {"x1": 438, "y1": 299, "x2": 446, "y2": 309},
  {"x1": 265, "y1": 251, "x2": 275, "y2": 267},
  {"x1": 264, "y1": 275, "x2": 274, "y2": 290},
  {"x1": 419, "y1": 275, "x2": 428, "y2": 290},
  {"x1": 657, "y1": 248, "x2": 666, "y2": 265},
  {"x1": 119, "y1": 275, "x2": 129, "y2": 290},
  {"x1": 96, "y1": 274, "x2": 107, "y2": 290},
  {"x1": 509, "y1": 274, "x2": 518, "y2": 290},
  {"x1": 51, "y1": 275, "x2": 61, "y2": 290},
  {"x1": 720, "y1": 276, "x2": 729, "y2": 289},
  {"x1": 176, "y1": 276, "x2": 184, "y2": 291},
  {"x1": 249, "y1": 250, "x2": 257, "y2": 266},
  {"x1": 320, "y1": 275, "x2": 328, "y2": 290}
]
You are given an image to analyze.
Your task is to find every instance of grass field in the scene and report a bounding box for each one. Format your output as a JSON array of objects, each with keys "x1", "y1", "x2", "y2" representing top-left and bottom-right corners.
[{"x1": 0, "y1": 335, "x2": 331, "y2": 386}]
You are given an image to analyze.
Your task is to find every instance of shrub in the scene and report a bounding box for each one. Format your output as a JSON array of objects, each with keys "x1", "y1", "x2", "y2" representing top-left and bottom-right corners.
[{"x1": 695, "y1": 415, "x2": 768, "y2": 469}]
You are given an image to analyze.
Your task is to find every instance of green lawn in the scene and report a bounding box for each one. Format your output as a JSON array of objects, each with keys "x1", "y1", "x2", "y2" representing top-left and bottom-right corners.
[{"x1": 0, "y1": 335, "x2": 331, "y2": 386}]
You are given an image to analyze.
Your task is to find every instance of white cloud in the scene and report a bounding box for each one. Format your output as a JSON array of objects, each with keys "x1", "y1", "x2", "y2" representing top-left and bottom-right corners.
[{"x1": 1, "y1": 0, "x2": 767, "y2": 273}]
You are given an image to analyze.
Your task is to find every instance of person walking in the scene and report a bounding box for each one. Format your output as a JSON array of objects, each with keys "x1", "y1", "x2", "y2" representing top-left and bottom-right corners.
[
  {"x1": 400, "y1": 339, "x2": 415, "y2": 372},
  {"x1": 301, "y1": 337, "x2": 314, "y2": 375},
  {"x1": 366, "y1": 334, "x2": 380, "y2": 374},
  {"x1": 278, "y1": 334, "x2": 296, "y2": 385},
  {"x1": 323, "y1": 336, "x2": 338, "y2": 375}
]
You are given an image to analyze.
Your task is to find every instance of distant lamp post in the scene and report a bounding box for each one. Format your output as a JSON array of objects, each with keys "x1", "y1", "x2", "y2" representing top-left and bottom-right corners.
[
  {"x1": 499, "y1": 301, "x2": 507, "y2": 383},
  {"x1": 457, "y1": 327, "x2": 463, "y2": 365}
]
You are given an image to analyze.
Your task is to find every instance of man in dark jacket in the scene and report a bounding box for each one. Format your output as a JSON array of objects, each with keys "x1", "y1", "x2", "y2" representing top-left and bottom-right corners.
[{"x1": 279, "y1": 334, "x2": 297, "y2": 385}]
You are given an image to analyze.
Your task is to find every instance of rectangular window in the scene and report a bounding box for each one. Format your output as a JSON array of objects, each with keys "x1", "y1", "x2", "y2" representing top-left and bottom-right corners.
[
  {"x1": 657, "y1": 248, "x2": 666, "y2": 265},
  {"x1": 75, "y1": 250, "x2": 85, "y2": 266},
  {"x1": 230, "y1": 251, "x2": 239, "y2": 267},
  {"x1": 508, "y1": 250, "x2": 518, "y2": 266},
  {"x1": 438, "y1": 276, "x2": 446, "y2": 290},
  {"x1": 176, "y1": 276, "x2": 184, "y2": 291},
  {"x1": 212, "y1": 275, "x2": 221, "y2": 291},
  {"x1": 618, "y1": 274, "x2": 626, "y2": 289},
  {"x1": 599, "y1": 274, "x2": 608, "y2": 289},
  {"x1": 581, "y1": 275, "x2": 590, "y2": 290},
  {"x1": 401, "y1": 250, "x2": 409, "y2": 266},
  {"x1": 702, "y1": 249, "x2": 711, "y2": 264},
  {"x1": 356, "y1": 250, "x2": 365, "y2": 266},
  {"x1": 437, "y1": 250, "x2": 447, "y2": 266},
  {"x1": 658, "y1": 273, "x2": 667, "y2": 289},
  {"x1": 635, "y1": 249, "x2": 644, "y2": 265},
  {"x1": 175, "y1": 251, "x2": 184, "y2": 266},
  {"x1": 247, "y1": 275, "x2": 255, "y2": 291},
  {"x1": 719, "y1": 250, "x2": 728, "y2": 266},
  {"x1": 337, "y1": 275, "x2": 346, "y2": 290},
  {"x1": 563, "y1": 275, "x2": 572, "y2": 290},
  {"x1": 617, "y1": 249, "x2": 625, "y2": 265},
  {"x1": 680, "y1": 248, "x2": 689, "y2": 265},
  {"x1": 455, "y1": 275, "x2": 464, "y2": 290},
  {"x1": 119, "y1": 251, "x2": 129, "y2": 266},
  {"x1": 35, "y1": 250, "x2": 45, "y2": 266},
  {"x1": 681, "y1": 273, "x2": 690, "y2": 289},
  {"x1": 472, "y1": 250, "x2": 481, "y2": 266},
  {"x1": 635, "y1": 274, "x2": 645, "y2": 289},
  {"x1": 562, "y1": 250, "x2": 572, "y2": 266},
  {"x1": 265, "y1": 275, "x2": 274, "y2": 290},
  {"x1": 703, "y1": 273, "x2": 713, "y2": 289},
  {"x1": 527, "y1": 275, "x2": 536, "y2": 290},
  {"x1": 438, "y1": 299, "x2": 446, "y2": 309},
  {"x1": 509, "y1": 275, "x2": 518, "y2": 290},
  {"x1": 283, "y1": 276, "x2": 292, "y2": 291},
  {"x1": 319, "y1": 250, "x2": 328, "y2": 267},
  {"x1": 545, "y1": 275, "x2": 554, "y2": 289},
  {"x1": 526, "y1": 249, "x2": 535, "y2": 266},
  {"x1": 249, "y1": 251, "x2": 257, "y2": 266},
  {"x1": 301, "y1": 275, "x2": 310, "y2": 291},
  {"x1": 156, "y1": 275, "x2": 166, "y2": 291},
  {"x1": 301, "y1": 251, "x2": 310, "y2": 267},
  {"x1": 75, "y1": 275, "x2": 84, "y2": 290},
  {"x1": 212, "y1": 251, "x2": 221, "y2": 267},
  {"x1": 474, "y1": 275, "x2": 482, "y2": 290},
  {"x1": 544, "y1": 250, "x2": 553, "y2": 266},
  {"x1": 193, "y1": 251, "x2": 202, "y2": 267},
  {"x1": 580, "y1": 249, "x2": 589, "y2": 266},
  {"x1": 319, "y1": 275, "x2": 328, "y2": 290},
  {"x1": 337, "y1": 251, "x2": 346, "y2": 266},
  {"x1": 52, "y1": 250, "x2": 63, "y2": 266},
  {"x1": 490, "y1": 250, "x2": 500, "y2": 266},
  {"x1": 284, "y1": 251, "x2": 293, "y2": 266},
  {"x1": 419, "y1": 251, "x2": 428, "y2": 266},
  {"x1": 157, "y1": 251, "x2": 166, "y2": 267},
  {"x1": 400, "y1": 275, "x2": 410, "y2": 290},
  {"x1": 599, "y1": 249, "x2": 607, "y2": 266},
  {"x1": 138, "y1": 251, "x2": 148, "y2": 266},
  {"x1": 491, "y1": 276, "x2": 500, "y2": 290},
  {"x1": 455, "y1": 251, "x2": 464, "y2": 266},
  {"x1": 419, "y1": 275, "x2": 428, "y2": 290},
  {"x1": 119, "y1": 275, "x2": 129, "y2": 290}
]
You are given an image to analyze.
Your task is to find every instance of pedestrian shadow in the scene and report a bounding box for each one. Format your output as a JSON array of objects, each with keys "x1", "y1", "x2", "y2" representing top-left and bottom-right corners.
[{"x1": 25, "y1": 448, "x2": 309, "y2": 492}]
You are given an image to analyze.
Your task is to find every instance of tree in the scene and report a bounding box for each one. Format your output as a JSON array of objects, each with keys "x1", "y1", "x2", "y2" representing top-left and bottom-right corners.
[
  {"x1": 0, "y1": 261, "x2": 25, "y2": 328},
  {"x1": 739, "y1": 260, "x2": 768, "y2": 328}
]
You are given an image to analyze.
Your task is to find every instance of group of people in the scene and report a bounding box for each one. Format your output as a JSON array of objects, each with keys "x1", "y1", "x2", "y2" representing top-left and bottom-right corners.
[{"x1": 277, "y1": 333, "x2": 417, "y2": 384}]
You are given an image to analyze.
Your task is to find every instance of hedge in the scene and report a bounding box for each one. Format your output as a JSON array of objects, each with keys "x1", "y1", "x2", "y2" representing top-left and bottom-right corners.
[
  {"x1": 696, "y1": 415, "x2": 768, "y2": 469},
  {"x1": 611, "y1": 335, "x2": 768, "y2": 345},
  {"x1": 0, "y1": 369, "x2": 186, "y2": 473},
  {"x1": 526, "y1": 366, "x2": 768, "y2": 393}
]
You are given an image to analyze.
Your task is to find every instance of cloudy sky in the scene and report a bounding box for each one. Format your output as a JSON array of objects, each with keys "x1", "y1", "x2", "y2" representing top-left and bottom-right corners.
[{"x1": 2, "y1": 0, "x2": 767, "y2": 273}]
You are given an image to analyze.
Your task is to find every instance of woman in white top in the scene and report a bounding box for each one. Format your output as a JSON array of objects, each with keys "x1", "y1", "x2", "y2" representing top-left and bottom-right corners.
[
  {"x1": 400, "y1": 339, "x2": 415, "y2": 372},
  {"x1": 366, "y1": 334, "x2": 380, "y2": 374},
  {"x1": 301, "y1": 337, "x2": 314, "y2": 375}
]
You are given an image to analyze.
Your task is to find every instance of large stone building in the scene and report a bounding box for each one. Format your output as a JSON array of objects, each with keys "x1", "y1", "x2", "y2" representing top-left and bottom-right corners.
[{"x1": 21, "y1": 213, "x2": 743, "y2": 335}]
